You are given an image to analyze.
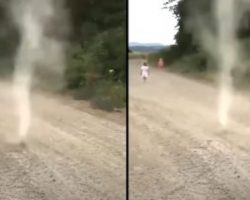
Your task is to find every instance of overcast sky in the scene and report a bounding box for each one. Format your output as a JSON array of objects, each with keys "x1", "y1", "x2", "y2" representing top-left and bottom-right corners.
[{"x1": 129, "y1": 0, "x2": 178, "y2": 45}]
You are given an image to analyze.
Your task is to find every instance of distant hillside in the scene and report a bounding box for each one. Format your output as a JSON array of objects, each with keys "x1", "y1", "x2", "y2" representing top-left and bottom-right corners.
[{"x1": 129, "y1": 42, "x2": 167, "y2": 53}]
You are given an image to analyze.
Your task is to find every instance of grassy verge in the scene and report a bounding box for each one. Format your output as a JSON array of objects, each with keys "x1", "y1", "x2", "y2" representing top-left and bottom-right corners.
[
  {"x1": 73, "y1": 80, "x2": 125, "y2": 112},
  {"x1": 149, "y1": 51, "x2": 250, "y2": 93},
  {"x1": 129, "y1": 52, "x2": 148, "y2": 60}
]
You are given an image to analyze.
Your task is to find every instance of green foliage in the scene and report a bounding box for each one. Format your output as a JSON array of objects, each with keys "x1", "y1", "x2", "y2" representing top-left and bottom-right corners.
[
  {"x1": 170, "y1": 53, "x2": 208, "y2": 73},
  {"x1": 91, "y1": 81, "x2": 125, "y2": 111},
  {"x1": 74, "y1": 86, "x2": 95, "y2": 100},
  {"x1": 129, "y1": 52, "x2": 148, "y2": 60},
  {"x1": 64, "y1": 0, "x2": 126, "y2": 111},
  {"x1": 65, "y1": 26, "x2": 125, "y2": 87},
  {"x1": 149, "y1": 45, "x2": 181, "y2": 65},
  {"x1": 65, "y1": 28, "x2": 125, "y2": 110},
  {"x1": 161, "y1": 0, "x2": 250, "y2": 78},
  {"x1": 73, "y1": 80, "x2": 125, "y2": 111}
]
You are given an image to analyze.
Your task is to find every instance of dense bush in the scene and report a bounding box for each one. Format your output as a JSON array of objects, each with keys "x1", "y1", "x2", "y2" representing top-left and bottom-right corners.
[
  {"x1": 91, "y1": 81, "x2": 125, "y2": 111},
  {"x1": 65, "y1": 25, "x2": 125, "y2": 111},
  {"x1": 63, "y1": 0, "x2": 126, "y2": 111},
  {"x1": 72, "y1": 80, "x2": 125, "y2": 111}
]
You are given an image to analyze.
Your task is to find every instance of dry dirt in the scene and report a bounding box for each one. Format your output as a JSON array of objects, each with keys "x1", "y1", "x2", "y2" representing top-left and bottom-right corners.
[
  {"x1": 130, "y1": 59, "x2": 250, "y2": 200},
  {"x1": 0, "y1": 81, "x2": 125, "y2": 200}
]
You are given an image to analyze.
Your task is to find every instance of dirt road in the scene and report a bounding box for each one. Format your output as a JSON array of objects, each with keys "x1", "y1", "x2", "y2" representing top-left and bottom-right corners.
[
  {"x1": 0, "y1": 82, "x2": 125, "y2": 200},
  {"x1": 130, "y1": 59, "x2": 250, "y2": 200}
]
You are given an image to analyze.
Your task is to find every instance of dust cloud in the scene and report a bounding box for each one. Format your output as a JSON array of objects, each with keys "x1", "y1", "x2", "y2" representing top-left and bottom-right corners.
[
  {"x1": 186, "y1": 0, "x2": 250, "y2": 128},
  {"x1": 9, "y1": 0, "x2": 68, "y2": 142},
  {"x1": 215, "y1": 0, "x2": 238, "y2": 128}
]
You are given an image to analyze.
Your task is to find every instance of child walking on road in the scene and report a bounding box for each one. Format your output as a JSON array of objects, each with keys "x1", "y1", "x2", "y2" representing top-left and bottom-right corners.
[{"x1": 140, "y1": 62, "x2": 149, "y2": 82}]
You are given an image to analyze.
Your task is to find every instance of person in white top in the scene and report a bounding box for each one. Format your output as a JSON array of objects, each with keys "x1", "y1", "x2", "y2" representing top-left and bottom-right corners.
[{"x1": 140, "y1": 62, "x2": 149, "y2": 82}]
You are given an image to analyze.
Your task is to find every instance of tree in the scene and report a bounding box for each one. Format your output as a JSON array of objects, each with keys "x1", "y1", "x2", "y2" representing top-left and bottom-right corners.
[{"x1": 162, "y1": 0, "x2": 250, "y2": 75}]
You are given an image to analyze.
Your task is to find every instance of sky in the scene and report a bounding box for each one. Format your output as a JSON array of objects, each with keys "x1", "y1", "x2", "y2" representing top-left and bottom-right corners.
[{"x1": 129, "y1": 0, "x2": 178, "y2": 45}]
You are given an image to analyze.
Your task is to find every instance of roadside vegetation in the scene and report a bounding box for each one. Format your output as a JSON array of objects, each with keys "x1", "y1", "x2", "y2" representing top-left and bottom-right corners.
[{"x1": 149, "y1": 0, "x2": 250, "y2": 89}]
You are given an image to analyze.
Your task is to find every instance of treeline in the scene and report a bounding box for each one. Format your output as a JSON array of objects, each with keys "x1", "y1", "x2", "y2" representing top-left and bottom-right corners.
[
  {"x1": 0, "y1": 0, "x2": 126, "y2": 111},
  {"x1": 151, "y1": 0, "x2": 250, "y2": 83},
  {"x1": 65, "y1": 0, "x2": 126, "y2": 111}
]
